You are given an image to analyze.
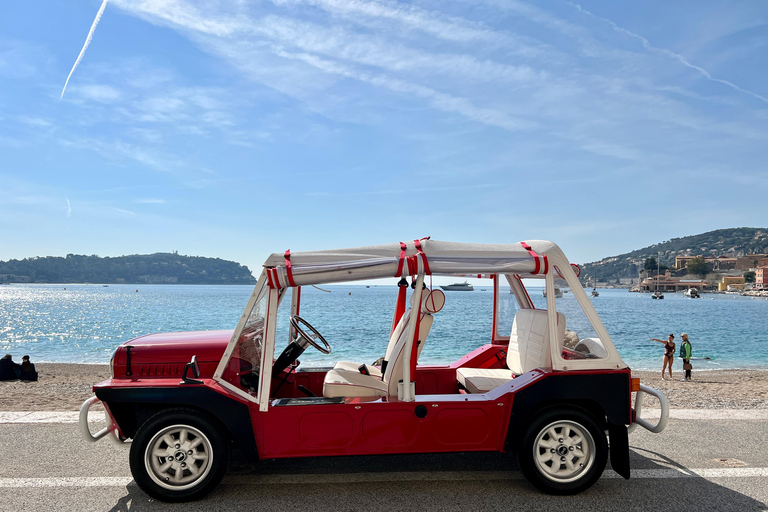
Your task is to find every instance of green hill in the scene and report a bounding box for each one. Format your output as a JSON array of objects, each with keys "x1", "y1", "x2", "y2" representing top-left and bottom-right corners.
[
  {"x1": 0, "y1": 253, "x2": 256, "y2": 285},
  {"x1": 579, "y1": 227, "x2": 768, "y2": 284}
]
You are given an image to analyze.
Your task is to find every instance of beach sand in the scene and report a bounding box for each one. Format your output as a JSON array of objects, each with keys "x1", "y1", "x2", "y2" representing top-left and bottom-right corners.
[{"x1": 0, "y1": 364, "x2": 766, "y2": 411}]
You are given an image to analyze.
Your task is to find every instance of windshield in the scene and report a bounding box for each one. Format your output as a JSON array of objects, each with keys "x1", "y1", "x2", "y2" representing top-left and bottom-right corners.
[{"x1": 221, "y1": 286, "x2": 268, "y2": 395}]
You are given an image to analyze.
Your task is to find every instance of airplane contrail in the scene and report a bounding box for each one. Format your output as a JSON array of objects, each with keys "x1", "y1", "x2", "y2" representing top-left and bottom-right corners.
[
  {"x1": 60, "y1": 0, "x2": 110, "y2": 100},
  {"x1": 571, "y1": 2, "x2": 768, "y2": 105}
]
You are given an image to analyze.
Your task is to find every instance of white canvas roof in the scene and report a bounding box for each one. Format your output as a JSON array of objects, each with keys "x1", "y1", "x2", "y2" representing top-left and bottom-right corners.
[{"x1": 262, "y1": 239, "x2": 571, "y2": 287}]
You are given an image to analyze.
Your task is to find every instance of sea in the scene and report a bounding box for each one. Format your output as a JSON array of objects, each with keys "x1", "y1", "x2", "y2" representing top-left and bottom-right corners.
[{"x1": 1, "y1": 284, "x2": 767, "y2": 371}]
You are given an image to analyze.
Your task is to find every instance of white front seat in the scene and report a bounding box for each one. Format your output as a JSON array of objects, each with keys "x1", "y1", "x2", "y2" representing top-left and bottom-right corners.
[
  {"x1": 323, "y1": 289, "x2": 445, "y2": 398},
  {"x1": 456, "y1": 309, "x2": 565, "y2": 394}
]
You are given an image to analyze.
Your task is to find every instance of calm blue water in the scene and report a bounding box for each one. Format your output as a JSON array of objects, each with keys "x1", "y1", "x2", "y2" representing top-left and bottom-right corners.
[{"x1": 1, "y1": 284, "x2": 767, "y2": 371}]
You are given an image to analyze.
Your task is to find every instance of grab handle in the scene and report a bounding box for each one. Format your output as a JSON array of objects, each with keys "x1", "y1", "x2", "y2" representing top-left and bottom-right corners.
[{"x1": 628, "y1": 384, "x2": 669, "y2": 434}]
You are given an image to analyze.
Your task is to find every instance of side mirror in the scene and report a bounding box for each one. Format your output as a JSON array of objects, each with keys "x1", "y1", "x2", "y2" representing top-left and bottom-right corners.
[{"x1": 180, "y1": 355, "x2": 203, "y2": 385}]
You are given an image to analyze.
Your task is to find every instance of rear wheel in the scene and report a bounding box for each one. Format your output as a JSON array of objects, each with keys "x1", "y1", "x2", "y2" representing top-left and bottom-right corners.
[
  {"x1": 129, "y1": 409, "x2": 230, "y2": 502},
  {"x1": 518, "y1": 408, "x2": 607, "y2": 495}
]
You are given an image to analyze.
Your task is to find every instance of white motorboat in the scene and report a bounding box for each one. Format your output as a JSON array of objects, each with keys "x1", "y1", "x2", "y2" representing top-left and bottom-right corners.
[
  {"x1": 440, "y1": 281, "x2": 474, "y2": 291},
  {"x1": 543, "y1": 287, "x2": 563, "y2": 298},
  {"x1": 683, "y1": 288, "x2": 700, "y2": 298}
]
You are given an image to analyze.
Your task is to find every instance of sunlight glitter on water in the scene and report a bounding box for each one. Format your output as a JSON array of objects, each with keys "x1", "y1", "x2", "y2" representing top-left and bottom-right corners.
[{"x1": 0, "y1": 284, "x2": 766, "y2": 370}]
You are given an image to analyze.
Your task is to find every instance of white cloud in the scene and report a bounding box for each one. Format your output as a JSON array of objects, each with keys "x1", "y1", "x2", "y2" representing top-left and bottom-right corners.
[
  {"x1": 17, "y1": 115, "x2": 53, "y2": 127},
  {"x1": 71, "y1": 84, "x2": 124, "y2": 103}
]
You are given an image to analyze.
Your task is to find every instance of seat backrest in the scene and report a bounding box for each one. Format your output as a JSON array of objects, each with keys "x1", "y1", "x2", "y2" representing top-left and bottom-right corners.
[
  {"x1": 383, "y1": 289, "x2": 445, "y2": 395},
  {"x1": 506, "y1": 309, "x2": 565, "y2": 375}
]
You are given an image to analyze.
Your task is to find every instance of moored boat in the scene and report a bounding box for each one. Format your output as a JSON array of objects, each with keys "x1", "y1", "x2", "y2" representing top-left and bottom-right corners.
[{"x1": 440, "y1": 281, "x2": 474, "y2": 291}]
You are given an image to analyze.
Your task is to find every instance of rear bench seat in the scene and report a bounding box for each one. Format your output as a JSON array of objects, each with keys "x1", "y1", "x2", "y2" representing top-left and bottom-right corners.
[{"x1": 456, "y1": 309, "x2": 564, "y2": 393}]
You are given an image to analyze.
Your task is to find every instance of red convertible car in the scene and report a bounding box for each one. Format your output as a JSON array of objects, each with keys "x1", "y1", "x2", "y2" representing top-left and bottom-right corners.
[{"x1": 81, "y1": 239, "x2": 668, "y2": 501}]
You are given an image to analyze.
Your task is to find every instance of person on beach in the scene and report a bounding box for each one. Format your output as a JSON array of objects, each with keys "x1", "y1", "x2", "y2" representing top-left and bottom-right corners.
[
  {"x1": 19, "y1": 355, "x2": 38, "y2": 381},
  {"x1": 651, "y1": 334, "x2": 675, "y2": 380},
  {"x1": 0, "y1": 354, "x2": 20, "y2": 381},
  {"x1": 680, "y1": 333, "x2": 692, "y2": 381}
]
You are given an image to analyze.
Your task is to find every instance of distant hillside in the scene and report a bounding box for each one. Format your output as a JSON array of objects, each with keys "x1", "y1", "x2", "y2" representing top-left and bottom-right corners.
[
  {"x1": 0, "y1": 253, "x2": 256, "y2": 285},
  {"x1": 579, "y1": 227, "x2": 768, "y2": 284}
]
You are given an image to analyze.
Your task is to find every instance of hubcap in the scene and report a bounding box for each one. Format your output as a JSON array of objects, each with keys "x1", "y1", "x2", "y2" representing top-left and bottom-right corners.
[
  {"x1": 145, "y1": 424, "x2": 213, "y2": 491},
  {"x1": 533, "y1": 420, "x2": 595, "y2": 483}
]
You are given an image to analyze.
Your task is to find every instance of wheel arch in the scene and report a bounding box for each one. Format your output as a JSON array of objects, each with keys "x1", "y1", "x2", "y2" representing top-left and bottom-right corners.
[
  {"x1": 96, "y1": 386, "x2": 258, "y2": 461},
  {"x1": 505, "y1": 373, "x2": 631, "y2": 453}
]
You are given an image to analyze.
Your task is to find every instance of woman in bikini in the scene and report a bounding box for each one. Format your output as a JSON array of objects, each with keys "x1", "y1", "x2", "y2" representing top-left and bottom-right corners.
[{"x1": 651, "y1": 334, "x2": 675, "y2": 380}]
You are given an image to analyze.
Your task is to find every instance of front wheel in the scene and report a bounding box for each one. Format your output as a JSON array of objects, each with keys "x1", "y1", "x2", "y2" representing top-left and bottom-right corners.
[
  {"x1": 518, "y1": 408, "x2": 607, "y2": 495},
  {"x1": 129, "y1": 409, "x2": 230, "y2": 502}
]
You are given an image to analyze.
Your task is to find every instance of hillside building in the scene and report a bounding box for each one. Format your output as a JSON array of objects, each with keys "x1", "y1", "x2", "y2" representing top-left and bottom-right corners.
[{"x1": 675, "y1": 255, "x2": 737, "y2": 271}]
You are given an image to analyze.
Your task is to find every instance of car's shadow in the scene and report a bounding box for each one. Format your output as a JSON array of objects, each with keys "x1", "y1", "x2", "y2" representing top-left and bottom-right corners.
[{"x1": 107, "y1": 447, "x2": 767, "y2": 511}]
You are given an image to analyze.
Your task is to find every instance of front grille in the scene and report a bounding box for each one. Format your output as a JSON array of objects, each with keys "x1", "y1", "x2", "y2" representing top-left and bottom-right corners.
[{"x1": 136, "y1": 364, "x2": 184, "y2": 377}]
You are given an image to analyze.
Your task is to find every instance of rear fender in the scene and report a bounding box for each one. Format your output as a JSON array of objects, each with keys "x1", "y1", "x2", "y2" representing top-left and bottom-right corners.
[{"x1": 505, "y1": 373, "x2": 631, "y2": 452}]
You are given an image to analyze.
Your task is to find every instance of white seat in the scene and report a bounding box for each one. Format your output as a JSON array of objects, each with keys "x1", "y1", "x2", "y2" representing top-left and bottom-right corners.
[
  {"x1": 322, "y1": 369, "x2": 388, "y2": 397},
  {"x1": 323, "y1": 289, "x2": 445, "y2": 398},
  {"x1": 456, "y1": 368, "x2": 514, "y2": 394},
  {"x1": 456, "y1": 309, "x2": 565, "y2": 393}
]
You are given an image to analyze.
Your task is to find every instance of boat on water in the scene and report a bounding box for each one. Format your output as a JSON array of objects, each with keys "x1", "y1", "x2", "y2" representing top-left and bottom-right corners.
[
  {"x1": 440, "y1": 281, "x2": 474, "y2": 291},
  {"x1": 683, "y1": 287, "x2": 700, "y2": 298},
  {"x1": 651, "y1": 290, "x2": 664, "y2": 300},
  {"x1": 542, "y1": 287, "x2": 563, "y2": 298}
]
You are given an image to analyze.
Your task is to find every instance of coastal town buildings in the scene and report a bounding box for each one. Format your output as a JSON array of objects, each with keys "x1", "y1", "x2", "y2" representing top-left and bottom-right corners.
[
  {"x1": 756, "y1": 259, "x2": 768, "y2": 290},
  {"x1": 639, "y1": 270, "x2": 707, "y2": 292}
]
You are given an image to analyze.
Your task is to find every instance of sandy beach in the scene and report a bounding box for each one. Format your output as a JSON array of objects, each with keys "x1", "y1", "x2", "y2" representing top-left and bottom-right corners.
[{"x1": 0, "y1": 364, "x2": 766, "y2": 411}]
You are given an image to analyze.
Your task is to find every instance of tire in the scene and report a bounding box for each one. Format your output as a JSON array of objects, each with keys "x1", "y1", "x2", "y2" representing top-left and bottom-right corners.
[
  {"x1": 129, "y1": 409, "x2": 230, "y2": 502},
  {"x1": 517, "y1": 408, "x2": 607, "y2": 495}
]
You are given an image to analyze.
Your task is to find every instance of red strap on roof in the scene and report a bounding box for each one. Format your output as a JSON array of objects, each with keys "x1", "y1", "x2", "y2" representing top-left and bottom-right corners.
[
  {"x1": 413, "y1": 238, "x2": 431, "y2": 275},
  {"x1": 406, "y1": 255, "x2": 419, "y2": 276},
  {"x1": 520, "y1": 242, "x2": 548, "y2": 275},
  {"x1": 266, "y1": 268, "x2": 277, "y2": 289},
  {"x1": 284, "y1": 250, "x2": 296, "y2": 287},
  {"x1": 395, "y1": 242, "x2": 407, "y2": 278}
]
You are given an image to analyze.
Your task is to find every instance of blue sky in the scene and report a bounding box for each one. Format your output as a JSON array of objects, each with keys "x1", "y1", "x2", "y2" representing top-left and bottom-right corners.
[{"x1": 1, "y1": 0, "x2": 767, "y2": 274}]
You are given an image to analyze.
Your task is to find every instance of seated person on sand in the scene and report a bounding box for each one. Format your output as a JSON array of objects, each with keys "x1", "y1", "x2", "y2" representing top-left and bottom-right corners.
[
  {"x1": 19, "y1": 355, "x2": 38, "y2": 381},
  {"x1": 0, "y1": 354, "x2": 20, "y2": 381}
]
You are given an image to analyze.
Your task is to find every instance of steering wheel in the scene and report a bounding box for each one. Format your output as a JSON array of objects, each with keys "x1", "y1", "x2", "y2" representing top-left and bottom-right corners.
[
  {"x1": 272, "y1": 315, "x2": 331, "y2": 376},
  {"x1": 290, "y1": 315, "x2": 331, "y2": 354}
]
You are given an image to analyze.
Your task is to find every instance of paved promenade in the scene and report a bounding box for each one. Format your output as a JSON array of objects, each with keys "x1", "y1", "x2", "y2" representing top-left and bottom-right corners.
[{"x1": 1, "y1": 411, "x2": 766, "y2": 511}]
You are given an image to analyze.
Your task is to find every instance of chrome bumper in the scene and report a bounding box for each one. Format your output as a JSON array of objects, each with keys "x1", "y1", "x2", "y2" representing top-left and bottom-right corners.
[
  {"x1": 628, "y1": 384, "x2": 669, "y2": 434},
  {"x1": 79, "y1": 396, "x2": 128, "y2": 447}
]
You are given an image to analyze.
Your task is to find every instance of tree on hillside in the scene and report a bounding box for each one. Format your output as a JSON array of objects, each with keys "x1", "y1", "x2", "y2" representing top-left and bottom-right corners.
[
  {"x1": 744, "y1": 271, "x2": 756, "y2": 283},
  {"x1": 686, "y1": 256, "x2": 708, "y2": 278},
  {"x1": 644, "y1": 257, "x2": 657, "y2": 271}
]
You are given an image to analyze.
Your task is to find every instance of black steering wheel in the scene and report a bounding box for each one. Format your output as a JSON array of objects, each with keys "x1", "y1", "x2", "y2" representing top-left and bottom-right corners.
[
  {"x1": 290, "y1": 315, "x2": 331, "y2": 354},
  {"x1": 272, "y1": 315, "x2": 331, "y2": 375}
]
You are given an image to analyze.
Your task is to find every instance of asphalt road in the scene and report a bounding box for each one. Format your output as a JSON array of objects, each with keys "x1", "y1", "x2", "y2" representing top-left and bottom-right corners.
[{"x1": 1, "y1": 413, "x2": 767, "y2": 512}]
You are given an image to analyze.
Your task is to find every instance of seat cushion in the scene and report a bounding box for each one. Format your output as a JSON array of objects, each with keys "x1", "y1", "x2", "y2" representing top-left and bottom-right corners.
[
  {"x1": 323, "y1": 368, "x2": 388, "y2": 398},
  {"x1": 332, "y1": 361, "x2": 382, "y2": 378},
  {"x1": 456, "y1": 368, "x2": 514, "y2": 394}
]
